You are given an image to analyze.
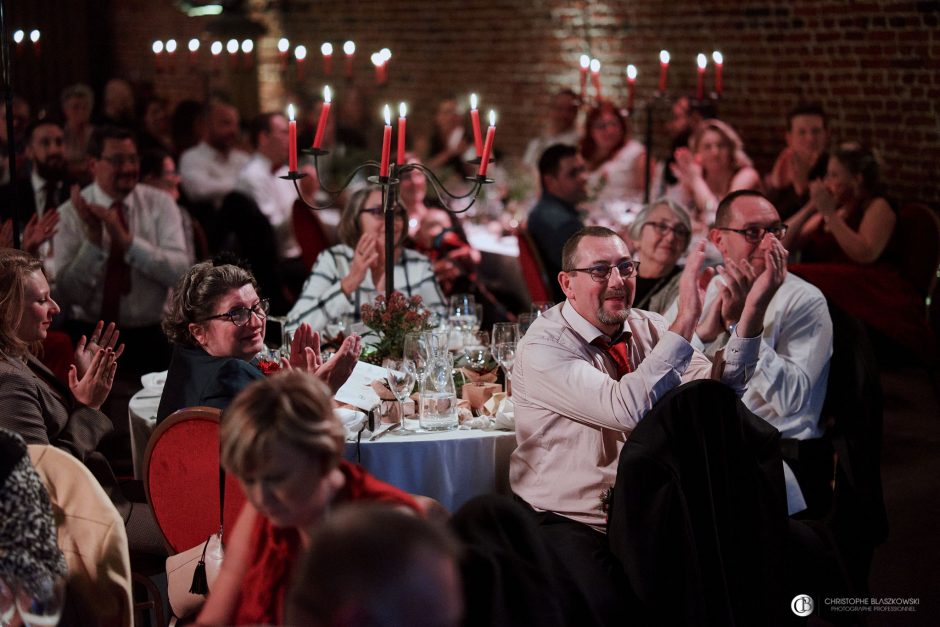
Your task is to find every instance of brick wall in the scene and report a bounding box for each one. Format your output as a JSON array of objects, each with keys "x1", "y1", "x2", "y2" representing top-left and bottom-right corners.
[{"x1": 107, "y1": 0, "x2": 940, "y2": 207}]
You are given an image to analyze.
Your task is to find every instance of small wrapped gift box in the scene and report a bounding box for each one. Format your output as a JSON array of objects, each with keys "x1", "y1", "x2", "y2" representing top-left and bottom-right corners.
[{"x1": 461, "y1": 382, "x2": 502, "y2": 411}]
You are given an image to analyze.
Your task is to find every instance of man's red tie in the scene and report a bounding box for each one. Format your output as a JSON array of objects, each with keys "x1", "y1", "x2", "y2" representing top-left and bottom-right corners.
[
  {"x1": 100, "y1": 202, "x2": 132, "y2": 323},
  {"x1": 592, "y1": 333, "x2": 633, "y2": 380}
]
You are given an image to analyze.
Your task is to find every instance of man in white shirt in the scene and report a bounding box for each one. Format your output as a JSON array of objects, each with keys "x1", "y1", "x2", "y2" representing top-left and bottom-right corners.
[
  {"x1": 54, "y1": 126, "x2": 190, "y2": 374},
  {"x1": 521, "y1": 88, "x2": 581, "y2": 169},
  {"x1": 178, "y1": 98, "x2": 249, "y2": 208},
  {"x1": 665, "y1": 189, "x2": 833, "y2": 516},
  {"x1": 511, "y1": 225, "x2": 785, "y2": 623}
]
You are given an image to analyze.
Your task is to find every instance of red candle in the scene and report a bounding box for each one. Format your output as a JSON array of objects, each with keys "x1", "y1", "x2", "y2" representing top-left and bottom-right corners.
[
  {"x1": 469, "y1": 93, "x2": 483, "y2": 157},
  {"x1": 397, "y1": 102, "x2": 407, "y2": 166},
  {"x1": 713, "y1": 51, "x2": 724, "y2": 95},
  {"x1": 696, "y1": 53, "x2": 707, "y2": 100},
  {"x1": 380, "y1": 48, "x2": 391, "y2": 84},
  {"x1": 590, "y1": 58, "x2": 602, "y2": 101},
  {"x1": 313, "y1": 86, "x2": 332, "y2": 149},
  {"x1": 278, "y1": 38, "x2": 290, "y2": 70},
  {"x1": 211, "y1": 41, "x2": 223, "y2": 73},
  {"x1": 295, "y1": 45, "x2": 307, "y2": 82},
  {"x1": 658, "y1": 50, "x2": 670, "y2": 93},
  {"x1": 579, "y1": 54, "x2": 590, "y2": 103},
  {"x1": 288, "y1": 104, "x2": 298, "y2": 172},
  {"x1": 166, "y1": 39, "x2": 177, "y2": 73},
  {"x1": 30, "y1": 30, "x2": 40, "y2": 59},
  {"x1": 380, "y1": 105, "x2": 392, "y2": 177},
  {"x1": 321, "y1": 42, "x2": 333, "y2": 76},
  {"x1": 372, "y1": 53, "x2": 382, "y2": 84},
  {"x1": 241, "y1": 40, "x2": 253, "y2": 70},
  {"x1": 188, "y1": 38, "x2": 200, "y2": 68},
  {"x1": 152, "y1": 41, "x2": 164, "y2": 73},
  {"x1": 477, "y1": 111, "x2": 496, "y2": 177},
  {"x1": 625, "y1": 65, "x2": 637, "y2": 114},
  {"x1": 343, "y1": 41, "x2": 355, "y2": 78}
]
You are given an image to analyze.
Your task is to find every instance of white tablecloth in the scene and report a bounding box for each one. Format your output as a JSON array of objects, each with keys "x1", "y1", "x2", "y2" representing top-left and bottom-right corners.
[
  {"x1": 344, "y1": 428, "x2": 516, "y2": 512},
  {"x1": 129, "y1": 377, "x2": 518, "y2": 510}
]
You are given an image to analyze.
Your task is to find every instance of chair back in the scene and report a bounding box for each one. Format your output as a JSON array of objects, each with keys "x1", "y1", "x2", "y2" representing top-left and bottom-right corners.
[
  {"x1": 515, "y1": 227, "x2": 553, "y2": 303},
  {"x1": 292, "y1": 200, "x2": 331, "y2": 270},
  {"x1": 143, "y1": 406, "x2": 246, "y2": 553},
  {"x1": 889, "y1": 203, "x2": 940, "y2": 301}
]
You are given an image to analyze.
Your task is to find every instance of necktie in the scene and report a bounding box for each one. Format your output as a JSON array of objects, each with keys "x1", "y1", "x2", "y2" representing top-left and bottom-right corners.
[
  {"x1": 592, "y1": 333, "x2": 633, "y2": 380},
  {"x1": 100, "y1": 202, "x2": 132, "y2": 323}
]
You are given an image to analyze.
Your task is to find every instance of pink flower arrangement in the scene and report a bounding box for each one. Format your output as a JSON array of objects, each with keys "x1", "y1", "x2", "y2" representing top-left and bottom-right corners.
[{"x1": 360, "y1": 292, "x2": 432, "y2": 362}]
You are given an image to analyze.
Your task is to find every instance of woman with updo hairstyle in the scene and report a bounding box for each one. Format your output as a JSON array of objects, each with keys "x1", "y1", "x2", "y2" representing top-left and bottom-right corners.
[
  {"x1": 581, "y1": 101, "x2": 649, "y2": 209},
  {"x1": 157, "y1": 261, "x2": 361, "y2": 423},
  {"x1": 286, "y1": 185, "x2": 444, "y2": 334},
  {"x1": 627, "y1": 199, "x2": 693, "y2": 313},
  {"x1": 197, "y1": 371, "x2": 419, "y2": 626},
  {"x1": 786, "y1": 144, "x2": 933, "y2": 358}
]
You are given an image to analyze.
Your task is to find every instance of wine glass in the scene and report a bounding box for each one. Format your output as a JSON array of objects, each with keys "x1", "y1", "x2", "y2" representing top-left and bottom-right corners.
[
  {"x1": 403, "y1": 333, "x2": 430, "y2": 388},
  {"x1": 383, "y1": 358, "x2": 416, "y2": 432},
  {"x1": 531, "y1": 301, "x2": 554, "y2": 316},
  {"x1": 492, "y1": 322, "x2": 519, "y2": 396},
  {"x1": 325, "y1": 317, "x2": 346, "y2": 340},
  {"x1": 517, "y1": 313, "x2": 536, "y2": 336},
  {"x1": 14, "y1": 576, "x2": 65, "y2": 627},
  {"x1": 448, "y1": 294, "x2": 477, "y2": 336},
  {"x1": 463, "y1": 331, "x2": 490, "y2": 372}
]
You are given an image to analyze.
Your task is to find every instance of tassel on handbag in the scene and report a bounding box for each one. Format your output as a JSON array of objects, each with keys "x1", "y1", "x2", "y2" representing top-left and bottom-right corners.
[{"x1": 189, "y1": 535, "x2": 212, "y2": 595}]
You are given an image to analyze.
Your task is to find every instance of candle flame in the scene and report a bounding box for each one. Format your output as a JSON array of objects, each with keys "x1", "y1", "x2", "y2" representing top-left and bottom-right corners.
[
  {"x1": 241, "y1": 39, "x2": 253, "y2": 54},
  {"x1": 400, "y1": 102, "x2": 407, "y2": 118},
  {"x1": 371, "y1": 52, "x2": 382, "y2": 67},
  {"x1": 324, "y1": 85, "x2": 332, "y2": 103},
  {"x1": 712, "y1": 51, "x2": 724, "y2": 65},
  {"x1": 29, "y1": 30, "x2": 40, "y2": 43},
  {"x1": 660, "y1": 50, "x2": 670, "y2": 64},
  {"x1": 288, "y1": 104, "x2": 295, "y2": 121},
  {"x1": 152, "y1": 40, "x2": 164, "y2": 54},
  {"x1": 580, "y1": 54, "x2": 591, "y2": 69},
  {"x1": 488, "y1": 110, "x2": 496, "y2": 127},
  {"x1": 384, "y1": 104, "x2": 391, "y2": 126},
  {"x1": 380, "y1": 48, "x2": 392, "y2": 61},
  {"x1": 189, "y1": 38, "x2": 200, "y2": 52},
  {"x1": 226, "y1": 39, "x2": 239, "y2": 54},
  {"x1": 470, "y1": 93, "x2": 478, "y2": 110},
  {"x1": 626, "y1": 64, "x2": 638, "y2": 80},
  {"x1": 697, "y1": 53, "x2": 707, "y2": 70},
  {"x1": 211, "y1": 41, "x2": 223, "y2": 55},
  {"x1": 321, "y1": 42, "x2": 333, "y2": 56},
  {"x1": 278, "y1": 38, "x2": 290, "y2": 53},
  {"x1": 166, "y1": 39, "x2": 177, "y2": 53},
  {"x1": 343, "y1": 40, "x2": 356, "y2": 55},
  {"x1": 295, "y1": 45, "x2": 307, "y2": 60},
  {"x1": 13, "y1": 30, "x2": 24, "y2": 44},
  {"x1": 590, "y1": 58, "x2": 601, "y2": 73}
]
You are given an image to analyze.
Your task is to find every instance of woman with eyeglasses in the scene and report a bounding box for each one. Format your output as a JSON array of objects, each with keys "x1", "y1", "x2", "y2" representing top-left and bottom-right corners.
[
  {"x1": 627, "y1": 199, "x2": 693, "y2": 313},
  {"x1": 581, "y1": 102, "x2": 650, "y2": 210},
  {"x1": 157, "y1": 261, "x2": 361, "y2": 424},
  {"x1": 286, "y1": 186, "x2": 445, "y2": 334}
]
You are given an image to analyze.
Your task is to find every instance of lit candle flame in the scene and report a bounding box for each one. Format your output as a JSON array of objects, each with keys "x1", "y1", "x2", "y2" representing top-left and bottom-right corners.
[
  {"x1": 321, "y1": 42, "x2": 333, "y2": 56},
  {"x1": 660, "y1": 50, "x2": 670, "y2": 64},
  {"x1": 152, "y1": 40, "x2": 164, "y2": 54},
  {"x1": 380, "y1": 48, "x2": 392, "y2": 61},
  {"x1": 384, "y1": 104, "x2": 391, "y2": 126},
  {"x1": 590, "y1": 58, "x2": 601, "y2": 73},
  {"x1": 324, "y1": 85, "x2": 332, "y2": 103},
  {"x1": 29, "y1": 30, "x2": 40, "y2": 43},
  {"x1": 400, "y1": 102, "x2": 407, "y2": 118},
  {"x1": 288, "y1": 104, "x2": 295, "y2": 121},
  {"x1": 580, "y1": 54, "x2": 591, "y2": 69},
  {"x1": 371, "y1": 52, "x2": 382, "y2": 67},
  {"x1": 226, "y1": 39, "x2": 239, "y2": 54},
  {"x1": 166, "y1": 39, "x2": 177, "y2": 53},
  {"x1": 626, "y1": 65, "x2": 638, "y2": 80},
  {"x1": 697, "y1": 53, "x2": 707, "y2": 70},
  {"x1": 189, "y1": 38, "x2": 200, "y2": 52},
  {"x1": 470, "y1": 93, "x2": 478, "y2": 110},
  {"x1": 343, "y1": 41, "x2": 356, "y2": 55},
  {"x1": 488, "y1": 110, "x2": 496, "y2": 127},
  {"x1": 278, "y1": 38, "x2": 290, "y2": 53},
  {"x1": 13, "y1": 30, "x2": 24, "y2": 44},
  {"x1": 211, "y1": 41, "x2": 223, "y2": 56},
  {"x1": 295, "y1": 45, "x2": 307, "y2": 61},
  {"x1": 712, "y1": 51, "x2": 724, "y2": 65},
  {"x1": 241, "y1": 40, "x2": 253, "y2": 54}
]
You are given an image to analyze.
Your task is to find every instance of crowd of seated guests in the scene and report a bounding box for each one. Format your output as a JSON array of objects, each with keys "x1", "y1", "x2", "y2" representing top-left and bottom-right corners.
[{"x1": 2, "y1": 73, "x2": 936, "y2": 627}]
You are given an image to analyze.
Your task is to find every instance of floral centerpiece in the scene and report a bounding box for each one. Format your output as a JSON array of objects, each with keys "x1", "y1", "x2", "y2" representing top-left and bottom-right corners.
[{"x1": 359, "y1": 291, "x2": 432, "y2": 364}]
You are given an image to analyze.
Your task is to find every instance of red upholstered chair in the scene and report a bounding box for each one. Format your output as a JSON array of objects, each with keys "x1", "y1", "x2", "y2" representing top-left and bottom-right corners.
[
  {"x1": 142, "y1": 407, "x2": 246, "y2": 553},
  {"x1": 515, "y1": 227, "x2": 553, "y2": 304},
  {"x1": 892, "y1": 203, "x2": 940, "y2": 317},
  {"x1": 293, "y1": 200, "x2": 331, "y2": 271}
]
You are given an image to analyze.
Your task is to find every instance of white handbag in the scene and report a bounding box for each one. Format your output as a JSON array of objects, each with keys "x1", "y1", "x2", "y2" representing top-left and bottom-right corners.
[{"x1": 165, "y1": 530, "x2": 224, "y2": 619}]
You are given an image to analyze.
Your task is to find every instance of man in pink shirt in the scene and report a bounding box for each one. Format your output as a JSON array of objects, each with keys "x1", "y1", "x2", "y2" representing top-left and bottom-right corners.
[{"x1": 510, "y1": 225, "x2": 786, "y2": 624}]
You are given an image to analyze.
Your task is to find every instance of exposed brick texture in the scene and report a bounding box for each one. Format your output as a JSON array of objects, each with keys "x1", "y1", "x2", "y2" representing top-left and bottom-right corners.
[{"x1": 10, "y1": 0, "x2": 940, "y2": 207}]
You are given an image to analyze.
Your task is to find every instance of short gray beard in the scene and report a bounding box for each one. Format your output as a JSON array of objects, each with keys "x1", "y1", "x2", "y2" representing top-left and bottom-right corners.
[{"x1": 597, "y1": 305, "x2": 629, "y2": 326}]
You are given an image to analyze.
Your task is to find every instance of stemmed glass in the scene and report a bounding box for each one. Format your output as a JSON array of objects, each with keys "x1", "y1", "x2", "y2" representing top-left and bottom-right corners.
[
  {"x1": 463, "y1": 331, "x2": 490, "y2": 372},
  {"x1": 531, "y1": 301, "x2": 554, "y2": 316},
  {"x1": 492, "y1": 322, "x2": 519, "y2": 396},
  {"x1": 383, "y1": 359, "x2": 416, "y2": 432},
  {"x1": 403, "y1": 333, "x2": 430, "y2": 431}
]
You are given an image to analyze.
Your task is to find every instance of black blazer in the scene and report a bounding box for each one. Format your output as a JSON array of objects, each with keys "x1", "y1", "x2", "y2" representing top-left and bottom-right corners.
[
  {"x1": 156, "y1": 345, "x2": 264, "y2": 424},
  {"x1": 0, "y1": 176, "x2": 69, "y2": 225}
]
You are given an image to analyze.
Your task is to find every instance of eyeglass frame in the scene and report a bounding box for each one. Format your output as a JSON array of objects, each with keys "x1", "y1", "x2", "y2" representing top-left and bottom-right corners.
[
  {"x1": 716, "y1": 223, "x2": 789, "y2": 244},
  {"x1": 643, "y1": 221, "x2": 691, "y2": 240},
  {"x1": 99, "y1": 154, "x2": 140, "y2": 167},
  {"x1": 201, "y1": 298, "x2": 270, "y2": 326},
  {"x1": 566, "y1": 260, "x2": 641, "y2": 283}
]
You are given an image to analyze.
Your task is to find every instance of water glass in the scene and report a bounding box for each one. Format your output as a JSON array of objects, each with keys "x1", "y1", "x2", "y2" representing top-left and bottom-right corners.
[
  {"x1": 383, "y1": 359, "x2": 417, "y2": 431},
  {"x1": 492, "y1": 322, "x2": 519, "y2": 395},
  {"x1": 463, "y1": 331, "x2": 490, "y2": 372},
  {"x1": 517, "y1": 313, "x2": 537, "y2": 336}
]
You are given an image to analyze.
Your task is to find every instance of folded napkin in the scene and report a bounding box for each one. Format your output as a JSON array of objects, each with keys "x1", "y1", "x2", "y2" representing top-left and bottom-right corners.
[{"x1": 335, "y1": 407, "x2": 368, "y2": 440}]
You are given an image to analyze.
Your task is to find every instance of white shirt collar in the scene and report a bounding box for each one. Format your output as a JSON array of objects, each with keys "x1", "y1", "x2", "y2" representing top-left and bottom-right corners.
[{"x1": 561, "y1": 300, "x2": 628, "y2": 345}]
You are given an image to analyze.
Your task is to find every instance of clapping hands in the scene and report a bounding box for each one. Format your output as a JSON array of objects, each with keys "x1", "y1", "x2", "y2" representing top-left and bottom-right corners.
[
  {"x1": 281, "y1": 323, "x2": 363, "y2": 393},
  {"x1": 69, "y1": 347, "x2": 118, "y2": 410},
  {"x1": 75, "y1": 320, "x2": 125, "y2": 378}
]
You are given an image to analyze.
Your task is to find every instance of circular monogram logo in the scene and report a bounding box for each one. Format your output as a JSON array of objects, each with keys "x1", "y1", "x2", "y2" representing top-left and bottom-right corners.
[{"x1": 791, "y1": 594, "x2": 814, "y2": 617}]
